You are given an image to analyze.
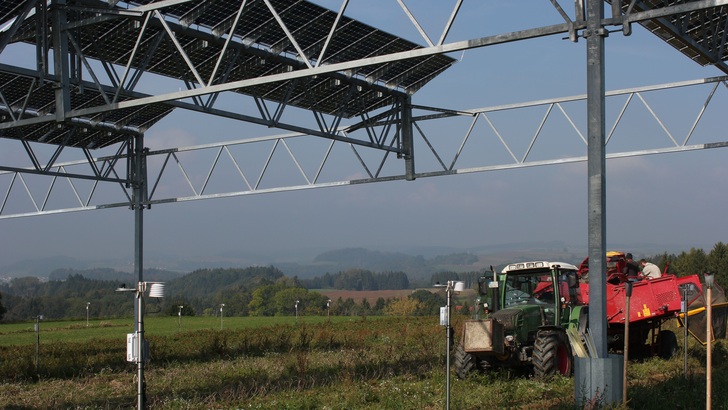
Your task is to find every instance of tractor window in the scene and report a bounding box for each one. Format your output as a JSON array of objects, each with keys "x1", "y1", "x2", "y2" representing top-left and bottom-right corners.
[{"x1": 504, "y1": 273, "x2": 553, "y2": 307}]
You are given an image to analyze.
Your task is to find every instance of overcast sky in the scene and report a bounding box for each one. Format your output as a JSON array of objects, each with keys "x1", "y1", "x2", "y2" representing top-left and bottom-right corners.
[{"x1": 2, "y1": 1, "x2": 727, "y2": 268}]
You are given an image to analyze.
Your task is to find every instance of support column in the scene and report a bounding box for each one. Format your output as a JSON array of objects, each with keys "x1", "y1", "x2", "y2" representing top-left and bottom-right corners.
[
  {"x1": 131, "y1": 133, "x2": 147, "y2": 409},
  {"x1": 585, "y1": 0, "x2": 607, "y2": 362},
  {"x1": 574, "y1": 0, "x2": 624, "y2": 406},
  {"x1": 51, "y1": 0, "x2": 70, "y2": 121},
  {"x1": 401, "y1": 96, "x2": 415, "y2": 181}
]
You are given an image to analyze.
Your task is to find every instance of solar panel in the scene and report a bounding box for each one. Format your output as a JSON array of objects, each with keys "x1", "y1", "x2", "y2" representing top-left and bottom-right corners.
[
  {"x1": 0, "y1": 65, "x2": 174, "y2": 148},
  {"x1": 3, "y1": 0, "x2": 726, "y2": 151},
  {"x1": 611, "y1": 0, "x2": 728, "y2": 69},
  {"x1": 1, "y1": 0, "x2": 457, "y2": 149}
]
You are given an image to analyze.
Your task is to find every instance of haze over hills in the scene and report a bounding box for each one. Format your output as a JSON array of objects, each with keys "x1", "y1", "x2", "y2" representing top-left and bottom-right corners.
[{"x1": 0, "y1": 240, "x2": 685, "y2": 281}]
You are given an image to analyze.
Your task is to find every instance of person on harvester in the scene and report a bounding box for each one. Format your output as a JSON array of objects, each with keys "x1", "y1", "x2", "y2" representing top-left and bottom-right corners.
[
  {"x1": 622, "y1": 253, "x2": 640, "y2": 279},
  {"x1": 640, "y1": 259, "x2": 662, "y2": 279}
]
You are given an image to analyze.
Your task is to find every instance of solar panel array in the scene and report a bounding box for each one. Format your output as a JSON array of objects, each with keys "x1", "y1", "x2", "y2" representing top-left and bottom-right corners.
[
  {"x1": 1, "y1": 0, "x2": 726, "y2": 150},
  {"x1": 613, "y1": 0, "x2": 728, "y2": 68},
  {"x1": 1, "y1": 0, "x2": 456, "y2": 149}
]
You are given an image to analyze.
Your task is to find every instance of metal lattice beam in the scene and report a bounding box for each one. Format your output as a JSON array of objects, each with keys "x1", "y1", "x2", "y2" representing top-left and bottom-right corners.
[{"x1": 2, "y1": 74, "x2": 727, "y2": 218}]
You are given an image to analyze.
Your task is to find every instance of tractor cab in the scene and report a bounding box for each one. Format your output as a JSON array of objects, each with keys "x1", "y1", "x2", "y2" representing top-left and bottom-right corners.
[{"x1": 498, "y1": 261, "x2": 580, "y2": 328}]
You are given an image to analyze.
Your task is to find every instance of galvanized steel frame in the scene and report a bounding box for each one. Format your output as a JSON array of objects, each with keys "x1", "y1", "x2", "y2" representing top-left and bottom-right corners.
[
  {"x1": 3, "y1": 0, "x2": 728, "y2": 404},
  {"x1": 2, "y1": 74, "x2": 727, "y2": 218}
]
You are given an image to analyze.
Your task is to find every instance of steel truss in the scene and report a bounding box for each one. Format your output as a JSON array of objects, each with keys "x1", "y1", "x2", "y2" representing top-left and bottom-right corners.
[
  {"x1": 0, "y1": 1, "x2": 725, "y2": 219},
  {"x1": 1, "y1": 74, "x2": 727, "y2": 218},
  {"x1": 3, "y1": 1, "x2": 728, "y2": 406}
]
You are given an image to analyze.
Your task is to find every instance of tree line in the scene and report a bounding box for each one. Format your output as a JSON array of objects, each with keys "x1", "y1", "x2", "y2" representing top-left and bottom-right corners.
[
  {"x1": 299, "y1": 269, "x2": 410, "y2": 290},
  {"x1": 0, "y1": 264, "x2": 476, "y2": 321},
  {"x1": 1, "y1": 242, "x2": 727, "y2": 321}
]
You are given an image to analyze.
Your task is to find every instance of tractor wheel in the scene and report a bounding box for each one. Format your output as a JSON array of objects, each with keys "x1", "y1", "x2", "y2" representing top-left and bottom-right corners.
[
  {"x1": 533, "y1": 330, "x2": 573, "y2": 378},
  {"x1": 454, "y1": 344, "x2": 476, "y2": 379},
  {"x1": 658, "y1": 330, "x2": 678, "y2": 359}
]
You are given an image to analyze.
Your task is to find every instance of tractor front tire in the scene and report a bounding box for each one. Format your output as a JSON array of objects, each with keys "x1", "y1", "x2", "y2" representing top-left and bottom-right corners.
[
  {"x1": 533, "y1": 330, "x2": 573, "y2": 378},
  {"x1": 454, "y1": 344, "x2": 476, "y2": 379}
]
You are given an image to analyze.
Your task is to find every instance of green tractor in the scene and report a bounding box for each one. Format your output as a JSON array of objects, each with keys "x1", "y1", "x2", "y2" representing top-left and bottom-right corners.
[{"x1": 455, "y1": 261, "x2": 587, "y2": 378}]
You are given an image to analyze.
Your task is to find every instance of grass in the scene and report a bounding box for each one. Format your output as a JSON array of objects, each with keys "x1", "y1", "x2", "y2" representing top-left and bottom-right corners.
[
  {"x1": 0, "y1": 316, "x2": 726, "y2": 409},
  {"x1": 0, "y1": 315, "x2": 361, "y2": 346}
]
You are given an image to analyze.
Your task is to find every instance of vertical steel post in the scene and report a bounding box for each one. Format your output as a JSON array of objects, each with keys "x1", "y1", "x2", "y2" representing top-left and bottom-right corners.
[
  {"x1": 35, "y1": 316, "x2": 40, "y2": 373},
  {"x1": 623, "y1": 282, "x2": 632, "y2": 404},
  {"x1": 585, "y1": 0, "x2": 608, "y2": 361},
  {"x1": 575, "y1": 1, "x2": 624, "y2": 406},
  {"x1": 51, "y1": 0, "x2": 70, "y2": 121},
  {"x1": 220, "y1": 304, "x2": 224, "y2": 329},
  {"x1": 401, "y1": 96, "x2": 415, "y2": 181},
  {"x1": 706, "y1": 274, "x2": 713, "y2": 410},
  {"x1": 132, "y1": 133, "x2": 147, "y2": 410},
  {"x1": 682, "y1": 286, "x2": 689, "y2": 377},
  {"x1": 136, "y1": 285, "x2": 144, "y2": 410},
  {"x1": 445, "y1": 282, "x2": 452, "y2": 410}
]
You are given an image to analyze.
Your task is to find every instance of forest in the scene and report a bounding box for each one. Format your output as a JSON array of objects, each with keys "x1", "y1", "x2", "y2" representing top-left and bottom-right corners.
[
  {"x1": 0, "y1": 266, "x2": 468, "y2": 321},
  {"x1": 1, "y1": 243, "x2": 727, "y2": 322}
]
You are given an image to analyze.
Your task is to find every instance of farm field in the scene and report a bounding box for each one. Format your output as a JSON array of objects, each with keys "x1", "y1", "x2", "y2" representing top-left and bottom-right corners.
[
  {"x1": 0, "y1": 315, "x2": 356, "y2": 346},
  {"x1": 0, "y1": 315, "x2": 726, "y2": 409}
]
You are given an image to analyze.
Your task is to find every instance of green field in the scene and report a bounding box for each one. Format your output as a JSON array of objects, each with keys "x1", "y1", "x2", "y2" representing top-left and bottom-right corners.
[
  {"x1": 0, "y1": 315, "x2": 352, "y2": 346},
  {"x1": 0, "y1": 315, "x2": 726, "y2": 409}
]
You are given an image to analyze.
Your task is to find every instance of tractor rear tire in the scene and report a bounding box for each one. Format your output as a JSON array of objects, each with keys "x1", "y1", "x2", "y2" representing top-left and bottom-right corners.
[
  {"x1": 454, "y1": 344, "x2": 476, "y2": 379},
  {"x1": 533, "y1": 329, "x2": 573, "y2": 378},
  {"x1": 658, "y1": 330, "x2": 678, "y2": 359}
]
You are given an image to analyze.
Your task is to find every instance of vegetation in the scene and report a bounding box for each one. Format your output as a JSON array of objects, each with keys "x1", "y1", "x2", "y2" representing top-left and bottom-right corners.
[
  {"x1": 1, "y1": 315, "x2": 727, "y2": 409},
  {"x1": 655, "y1": 242, "x2": 728, "y2": 288},
  {"x1": 2, "y1": 243, "x2": 728, "y2": 408},
  {"x1": 0, "y1": 267, "x2": 464, "y2": 322},
  {"x1": 3, "y1": 242, "x2": 728, "y2": 324},
  {"x1": 300, "y1": 269, "x2": 410, "y2": 290}
]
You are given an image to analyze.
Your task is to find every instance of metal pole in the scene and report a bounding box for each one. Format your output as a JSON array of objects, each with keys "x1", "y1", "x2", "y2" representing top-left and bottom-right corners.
[
  {"x1": 136, "y1": 286, "x2": 144, "y2": 410},
  {"x1": 86, "y1": 302, "x2": 90, "y2": 327},
  {"x1": 445, "y1": 282, "x2": 452, "y2": 410},
  {"x1": 401, "y1": 95, "x2": 415, "y2": 181},
  {"x1": 706, "y1": 283, "x2": 712, "y2": 410},
  {"x1": 35, "y1": 316, "x2": 40, "y2": 374},
  {"x1": 623, "y1": 282, "x2": 632, "y2": 404},
  {"x1": 220, "y1": 304, "x2": 224, "y2": 329},
  {"x1": 132, "y1": 133, "x2": 146, "y2": 410},
  {"x1": 585, "y1": 0, "x2": 608, "y2": 361},
  {"x1": 683, "y1": 287, "x2": 689, "y2": 377}
]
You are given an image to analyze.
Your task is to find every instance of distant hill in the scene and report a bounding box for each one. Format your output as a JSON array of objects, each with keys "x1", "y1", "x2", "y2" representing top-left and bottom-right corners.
[
  {"x1": 48, "y1": 267, "x2": 182, "y2": 282},
  {"x1": 313, "y1": 248, "x2": 426, "y2": 272},
  {"x1": 0, "y1": 255, "x2": 90, "y2": 279},
  {"x1": 165, "y1": 266, "x2": 285, "y2": 300},
  {"x1": 0, "y1": 241, "x2": 593, "y2": 281}
]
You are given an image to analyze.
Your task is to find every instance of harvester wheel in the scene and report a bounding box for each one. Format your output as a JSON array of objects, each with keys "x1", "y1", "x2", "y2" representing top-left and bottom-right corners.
[
  {"x1": 658, "y1": 330, "x2": 678, "y2": 359},
  {"x1": 454, "y1": 344, "x2": 476, "y2": 379},
  {"x1": 533, "y1": 330, "x2": 573, "y2": 378}
]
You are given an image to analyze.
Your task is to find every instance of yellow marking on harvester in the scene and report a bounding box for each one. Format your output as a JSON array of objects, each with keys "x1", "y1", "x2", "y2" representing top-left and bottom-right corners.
[{"x1": 642, "y1": 304, "x2": 651, "y2": 317}]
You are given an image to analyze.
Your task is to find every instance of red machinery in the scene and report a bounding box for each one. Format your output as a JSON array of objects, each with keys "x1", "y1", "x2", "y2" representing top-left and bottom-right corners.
[{"x1": 576, "y1": 252, "x2": 718, "y2": 357}]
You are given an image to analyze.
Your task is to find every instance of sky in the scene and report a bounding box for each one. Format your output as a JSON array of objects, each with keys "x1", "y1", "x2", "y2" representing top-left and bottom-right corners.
[{"x1": 1, "y1": 1, "x2": 727, "y2": 269}]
